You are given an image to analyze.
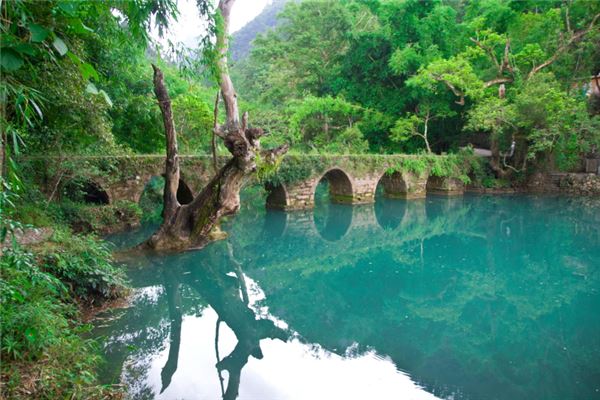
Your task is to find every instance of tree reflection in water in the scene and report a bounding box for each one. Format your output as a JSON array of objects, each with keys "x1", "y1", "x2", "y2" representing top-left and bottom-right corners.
[{"x1": 154, "y1": 248, "x2": 288, "y2": 399}]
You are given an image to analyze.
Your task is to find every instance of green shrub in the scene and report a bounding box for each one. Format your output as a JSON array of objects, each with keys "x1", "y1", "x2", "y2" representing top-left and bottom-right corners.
[
  {"x1": 50, "y1": 200, "x2": 142, "y2": 233},
  {"x1": 37, "y1": 229, "x2": 128, "y2": 301},
  {"x1": 0, "y1": 248, "x2": 67, "y2": 361},
  {"x1": 0, "y1": 247, "x2": 123, "y2": 399}
]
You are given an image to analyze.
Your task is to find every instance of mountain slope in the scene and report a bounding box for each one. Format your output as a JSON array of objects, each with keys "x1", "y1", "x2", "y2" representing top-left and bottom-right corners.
[{"x1": 230, "y1": 0, "x2": 290, "y2": 61}]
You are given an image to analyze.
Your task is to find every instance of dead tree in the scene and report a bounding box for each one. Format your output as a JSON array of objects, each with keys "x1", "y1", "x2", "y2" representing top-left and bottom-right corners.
[{"x1": 145, "y1": 0, "x2": 288, "y2": 251}]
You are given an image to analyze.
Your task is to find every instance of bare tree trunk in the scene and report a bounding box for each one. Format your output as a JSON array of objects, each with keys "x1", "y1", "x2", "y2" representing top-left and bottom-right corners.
[
  {"x1": 216, "y1": 0, "x2": 240, "y2": 131},
  {"x1": 152, "y1": 64, "x2": 180, "y2": 223},
  {"x1": 144, "y1": 0, "x2": 288, "y2": 251},
  {"x1": 490, "y1": 136, "x2": 510, "y2": 178}
]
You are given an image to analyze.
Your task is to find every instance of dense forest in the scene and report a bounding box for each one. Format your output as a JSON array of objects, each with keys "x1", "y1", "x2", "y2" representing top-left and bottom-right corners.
[
  {"x1": 0, "y1": 0, "x2": 599, "y2": 398},
  {"x1": 2, "y1": 0, "x2": 599, "y2": 177}
]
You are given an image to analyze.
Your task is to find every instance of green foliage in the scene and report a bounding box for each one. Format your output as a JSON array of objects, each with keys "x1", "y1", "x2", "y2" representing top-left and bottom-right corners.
[
  {"x1": 389, "y1": 157, "x2": 430, "y2": 176},
  {"x1": 54, "y1": 200, "x2": 142, "y2": 234},
  {"x1": 255, "y1": 152, "x2": 284, "y2": 184},
  {"x1": 139, "y1": 176, "x2": 165, "y2": 223},
  {"x1": 266, "y1": 155, "x2": 326, "y2": 186},
  {"x1": 0, "y1": 0, "x2": 182, "y2": 165},
  {"x1": 1, "y1": 247, "x2": 68, "y2": 361},
  {"x1": 288, "y1": 95, "x2": 368, "y2": 153},
  {"x1": 465, "y1": 73, "x2": 600, "y2": 171},
  {"x1": 515, "y1": 75, "x2": 600, "y2": 166},
  {"x1": 37, "y1": 229, "x2": 128, "y2": 300},
  {"x1": 408, "y1": 55, "x2": 485, "y2": 101},
  {"x1": 1, "y1": 180, "x2": 126, "y2": 398},
  {"x1": 172, "y1": 90, "x2": 214, "y2": 153},
  {"x1": 233, "y1": 0, "x2": 600, "y2": 174},
  {"x1": 0, "y1": 246, "x2": 123, "y2": 399},
  {"x1": 244, "y1": 1, "x2": 352, "y2": 102}
]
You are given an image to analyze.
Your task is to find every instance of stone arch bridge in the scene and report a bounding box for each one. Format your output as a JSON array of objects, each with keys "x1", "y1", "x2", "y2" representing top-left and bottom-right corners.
[{"x1": 26, "y1": 154, "x2": 468, "y2": 210}]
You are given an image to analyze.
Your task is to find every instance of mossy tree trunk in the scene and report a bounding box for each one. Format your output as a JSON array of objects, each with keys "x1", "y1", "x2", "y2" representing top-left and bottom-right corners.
[{"x1": 145, "y1": 0, "x2": 287, "y2": 251}]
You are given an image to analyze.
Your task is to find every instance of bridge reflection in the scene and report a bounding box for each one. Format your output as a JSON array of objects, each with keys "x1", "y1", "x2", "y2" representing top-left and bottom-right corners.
[{"x1": 259, "y1": 197, "x2": 436, "y2": 242}]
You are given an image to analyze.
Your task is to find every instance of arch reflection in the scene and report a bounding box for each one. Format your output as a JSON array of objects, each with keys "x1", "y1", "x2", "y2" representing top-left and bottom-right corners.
[{"x1": 374, "y1": 189, "x2": 407, "y2": 231}]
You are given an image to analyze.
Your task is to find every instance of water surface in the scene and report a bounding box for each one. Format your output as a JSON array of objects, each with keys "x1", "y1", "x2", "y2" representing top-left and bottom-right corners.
[{"x1": 97, "y1": 192, "x2": 600, "y2": 400}]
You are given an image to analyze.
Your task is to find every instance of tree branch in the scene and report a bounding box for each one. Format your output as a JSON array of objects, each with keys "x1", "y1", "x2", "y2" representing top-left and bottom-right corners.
[
  {"x1": 500, "y1": 39, "x2": 513, "y2": 74},
  {"x1": 470, "y1": 36, "x2": 500, "y2": 71},
  {"x1": 152, "y1": 64, "x2": 180, "y2": 223},
  {"x1": 528, "y1": 13, "x2": 600, "y2": 80},
  {"x1": 484, "y1": 77, "x2": 513, "y2": 88}
]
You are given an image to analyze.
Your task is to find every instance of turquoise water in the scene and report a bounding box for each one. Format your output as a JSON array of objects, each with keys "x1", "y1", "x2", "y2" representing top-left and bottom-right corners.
[{"x1": 97, "y1": 190, "x2": 600, "y2": 400}]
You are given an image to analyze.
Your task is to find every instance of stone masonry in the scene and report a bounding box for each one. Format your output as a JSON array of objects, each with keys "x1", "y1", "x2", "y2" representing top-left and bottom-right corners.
[{"x1": 27, "y1": 155, "x2": 466, "y2": 210}]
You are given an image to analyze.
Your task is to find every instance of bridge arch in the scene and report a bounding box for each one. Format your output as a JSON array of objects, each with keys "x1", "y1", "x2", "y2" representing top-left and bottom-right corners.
[
  {"x1": 64, "y1": 179, "x2": 110, "y2": 204},
  {"x1": 375, "y1": 170, "x2": 429, "y2": 200},
  {"x1": 265, "y1": 182, "x2": 290, "y2": 210},
  {"x1": 313, "y1": 168, "x2": 355, "y2": 205},
  {"x1": 376, "y1": 171, "x2": 408, "y2": 199},
  {"x1": 137, "y1": 175, "x2": 195, "y2": 205}
]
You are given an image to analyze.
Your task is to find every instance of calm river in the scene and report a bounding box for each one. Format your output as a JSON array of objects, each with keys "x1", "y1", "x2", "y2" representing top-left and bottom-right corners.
[{"x1": 96, "y1": 190, "x2": 600, "y2": 400}]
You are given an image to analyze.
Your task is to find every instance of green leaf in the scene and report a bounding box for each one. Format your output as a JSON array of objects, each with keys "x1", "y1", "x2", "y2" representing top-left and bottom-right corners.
[
  {"x1": 52, "y1": 37, "x2": 68, "y2": 56},
  {"x1": 79, "y1": 62, "x2": 99, "y2": 81},
  {"x1": 11, "y1": 129, "x2": 20, "y2": 155},
  {"x1": 85, "y1": 82, "x2": 99, "y2": 95},
  {"x1": 14, "y1": 43, "x2": 37, "y2": 56},
  {"x1": 69, "y1": 19, "x2": 94, "y2": 34},
  {"x1": 0, "y1": 49, "x2": 24, "y2": 71},
  {"x1": 24, "y1": 327, "x2": 37, "y2": 343},
  {"x1": 57, "y1": 1, "x2": 78, "y2": 16},
  {"x1": 29, "y1": 23, "x2": 50, "y2": 43}
]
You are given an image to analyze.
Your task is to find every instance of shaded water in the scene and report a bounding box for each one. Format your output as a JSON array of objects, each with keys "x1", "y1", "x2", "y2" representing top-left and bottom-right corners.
[{"x1": 97, "y1": 191, "x2": 600, "y2": 400}]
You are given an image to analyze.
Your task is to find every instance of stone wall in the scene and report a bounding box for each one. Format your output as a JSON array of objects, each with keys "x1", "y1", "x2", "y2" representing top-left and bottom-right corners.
[{"x1": 543, "y1": 173, "x2": 600, "y2": 195}]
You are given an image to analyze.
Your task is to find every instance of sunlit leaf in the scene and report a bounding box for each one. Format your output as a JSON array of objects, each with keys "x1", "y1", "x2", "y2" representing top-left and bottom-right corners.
[
  {"x1": 79, "y1": 62, "x2": 99, "y2": 81},
  {"x1": 30, "y1": 99, "x2": 43, "y2": 120},
  {"x1": 85, "y1": 82, "x2": 99, "y2": 95},
  {"x1": 52, "y1": 37, "x2": 68, "y2": 56},
  {"x1": 11, "y1": 130, "x2": 20, "y2": 155},
  {"x1": 100, "y1": 90, "x2": 113, "y2": 107},
  {"x1": 66, "y1": 51, "x2": 81, "y2": 64},
  {"x1": 69, "y1": 19, "x2": 94, "y2": 34}
]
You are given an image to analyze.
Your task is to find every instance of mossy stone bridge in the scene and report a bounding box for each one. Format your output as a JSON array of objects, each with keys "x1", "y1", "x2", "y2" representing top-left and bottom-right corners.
[{"x1": 27, "y1": 154, "x2": 470, "y2": 210}]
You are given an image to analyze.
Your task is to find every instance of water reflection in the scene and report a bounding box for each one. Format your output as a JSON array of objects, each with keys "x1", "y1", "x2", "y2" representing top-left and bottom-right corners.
[
  {"x1": 136, "y1": 250, "x2": 288, "y2": 399},
  {"x1": 100, "y1": 194, "x2": 600, "y2": 400}
]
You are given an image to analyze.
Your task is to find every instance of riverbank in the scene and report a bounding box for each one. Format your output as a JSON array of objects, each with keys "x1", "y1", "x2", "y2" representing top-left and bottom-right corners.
[{"x1": 1, "y1": 186, "x2": 132, "y2": 399}]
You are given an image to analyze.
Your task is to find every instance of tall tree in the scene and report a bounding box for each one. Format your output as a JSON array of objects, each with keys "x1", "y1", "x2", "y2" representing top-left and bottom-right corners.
[{"x1": 145, "y1": 0, "x2": 288, "y2": 251}]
